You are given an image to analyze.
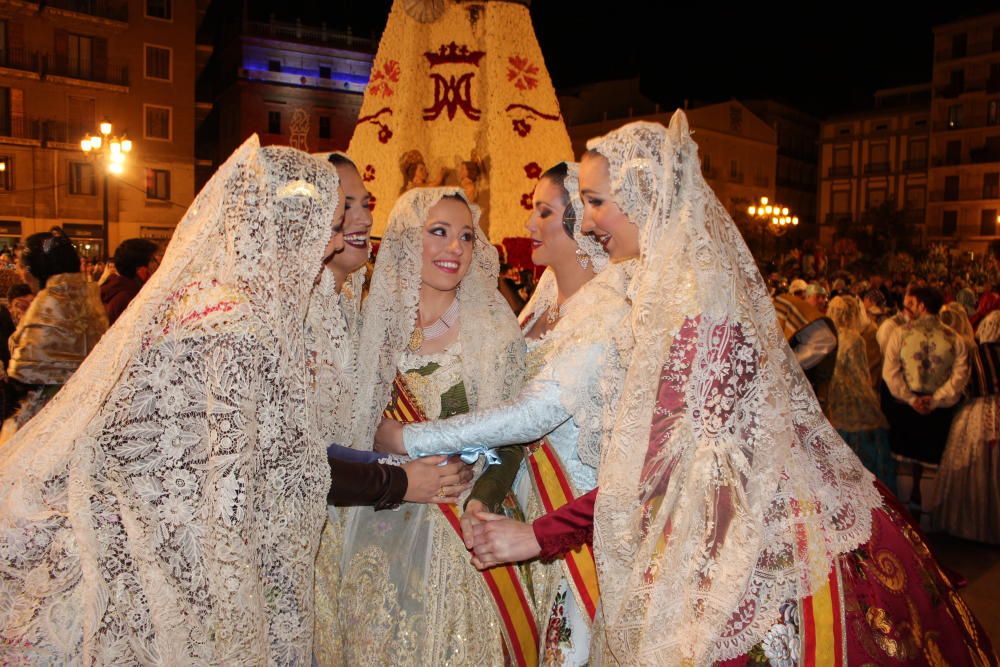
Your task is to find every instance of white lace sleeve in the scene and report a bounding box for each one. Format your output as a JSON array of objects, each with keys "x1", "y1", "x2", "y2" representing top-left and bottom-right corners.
[{"x1": 403, "y1": 379, "x2": 570, "y2": 458}]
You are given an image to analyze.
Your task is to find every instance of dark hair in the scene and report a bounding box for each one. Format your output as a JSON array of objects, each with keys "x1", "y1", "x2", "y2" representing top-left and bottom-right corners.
[
  {"x1": 327, "y1": 152, "x2": 357, "y2": 169},
  {"x1": 22, "y1": 228, "x2": 80, "y2": 288},
  {"x1": 538, "y1": 162, "x2": 575, "y2": 239},
  {"x1": 113, "y1": 238, "x2": 160, "y2": 279},
  {"x1": 910, "y1": 286, "x2": 943, "y2": 315},
  {"x1": 6, "y1": 283, "x2": 30, "y2": 300}
]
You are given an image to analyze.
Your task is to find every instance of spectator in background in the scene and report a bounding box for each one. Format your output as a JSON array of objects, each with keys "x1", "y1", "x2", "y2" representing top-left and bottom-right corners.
[
  {"x1": 6, "y1": 283, "x2": 32, "y2": 325},
  {"x1": 2, "y1": 229, "x2": 107, "y2": 437},
  {"x1": 826, "y1": 295, "x2": 894, "y2": 490},
  {"x1": 100, "y1": 238, "x2": 160, "y2": 325},
  {"x1": 883, "y1": 286, "x2": 970, "y2": 521}
]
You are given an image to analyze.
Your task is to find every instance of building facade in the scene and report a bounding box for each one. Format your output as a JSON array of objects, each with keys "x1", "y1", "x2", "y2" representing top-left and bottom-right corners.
[
  {"x1": 195, "y1": 9, "x2": 374, "y2": 189},
  {"x1": 0, "y1": 0, "x2": 196, "y2": 257},
  {"x1": 817, "y1": 85, "x2": 931, "y2": 247},
  {"x1": 743, "y1": 100, "x2": 819, "y2": 233},
  {"x1": 926, "y1": 12, "x2": 1000, "y2": 253},
  {"x1": 561, "y1": 87, "x2": 778, "y2": 223}
]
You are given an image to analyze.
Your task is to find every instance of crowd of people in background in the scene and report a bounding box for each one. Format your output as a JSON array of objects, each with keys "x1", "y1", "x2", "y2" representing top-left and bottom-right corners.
[{"x1": 767, "y1": 262, "x2": 1000, "y2": 545}]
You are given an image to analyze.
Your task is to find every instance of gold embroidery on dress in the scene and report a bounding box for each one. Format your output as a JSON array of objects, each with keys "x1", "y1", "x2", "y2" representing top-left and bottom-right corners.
[{"x1": 869, "y1": 549, "x2": 907, "y2": 594}]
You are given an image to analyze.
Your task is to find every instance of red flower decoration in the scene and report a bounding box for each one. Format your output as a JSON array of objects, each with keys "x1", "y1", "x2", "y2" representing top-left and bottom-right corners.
[
  {"x1": 369, "y1": 60, "x2": 401, "y2": 97},
  {"x1": 512, "y1": 118, "x2": 531, "y2": 137},
  {"x1": 524, "y1": 162, "x2": 542, "y2": 180},
  {"x1": 507, "y1": 55, "x2": 539, "y2": 91},
  {"x1": 520, "y1": 192, "x2": 533, "y2": 210},
  {"x1": 363, "y1": 164, "x2": 376, "y2": 182},
  {"x1": 377, "y1": 125, "x2": 393, "y2": 144}
]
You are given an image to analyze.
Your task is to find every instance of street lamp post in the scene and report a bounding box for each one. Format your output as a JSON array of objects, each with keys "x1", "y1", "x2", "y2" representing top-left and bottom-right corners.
[
  {"x1": 747, "y1": 196, "x2": 799, "y2": 260},
  {"x1": 80, "y1": 121, "x2": 132, "y2": 259}
]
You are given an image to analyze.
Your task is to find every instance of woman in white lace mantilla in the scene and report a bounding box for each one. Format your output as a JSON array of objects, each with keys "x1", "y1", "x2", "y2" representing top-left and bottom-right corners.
[
  {"x1": 331, "y1": 187, "x2": 529, "y2": 666},
  {"x1": 471, "y1": 115, "x2": 997, "y2": 666},
  {"x1": 0, "y1": 137, "x2": 350, "y2": 664},
  {"x1": 375, "y1": 162, "x2": 629, "y2": 666}
]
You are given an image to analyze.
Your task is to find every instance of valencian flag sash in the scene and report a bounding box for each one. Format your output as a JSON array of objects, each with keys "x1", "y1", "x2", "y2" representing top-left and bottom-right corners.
[
  {"x1": 526, "y1": 441, "x2": 600, "y2": 623},
  {"x1": 385, "y1": 373, "x2": 540, "y2": 667}
]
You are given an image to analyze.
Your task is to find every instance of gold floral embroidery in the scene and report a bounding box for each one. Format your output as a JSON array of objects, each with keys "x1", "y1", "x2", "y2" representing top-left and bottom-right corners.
[
  {"x1": 869, "y1": 549, "x2": 906, "y2": 594},
  {"x1": 865, "y1": 607, "x2": 919, "y2": 660},
  {"x1": 923, "y1": 633, "x2": 947, "y2": 667}
]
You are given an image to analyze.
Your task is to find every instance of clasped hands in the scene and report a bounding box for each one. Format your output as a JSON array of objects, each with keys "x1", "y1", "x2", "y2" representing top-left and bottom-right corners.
[{"x1": 375, "y1": 416, "x2": 541, "y2": 570}]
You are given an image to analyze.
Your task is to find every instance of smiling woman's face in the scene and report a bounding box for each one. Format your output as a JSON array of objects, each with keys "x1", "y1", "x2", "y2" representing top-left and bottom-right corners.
[
  {"x1": 420, "y1": 196, "x2": 475, "y2": 292},
  {"x1": 579, "y1": 152, "x2": 639, "y2": 261}
]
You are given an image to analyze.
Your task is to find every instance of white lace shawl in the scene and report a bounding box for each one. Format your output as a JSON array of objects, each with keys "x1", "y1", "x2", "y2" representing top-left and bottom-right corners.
[
  {"x1": 349, "y1": 187, "x2": 526, "y2": 452},
  {"x1": 587, "y1": 115, "x2": 881, "y2": 665},
  {"x1": 304, "y1": 265, "x2": 366, "y2": 446},
  {"x1": 0, "y1": 137, "x2": 342, "y2": 664}
]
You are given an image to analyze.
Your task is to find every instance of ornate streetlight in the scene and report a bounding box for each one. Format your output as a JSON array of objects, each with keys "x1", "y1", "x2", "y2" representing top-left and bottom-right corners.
[
  {"x1": 747, "y1": 196, "x2": 799, "y2": 237},
  {"x1": 80, "y1": 120, "x2": 133, "y2": 258}
]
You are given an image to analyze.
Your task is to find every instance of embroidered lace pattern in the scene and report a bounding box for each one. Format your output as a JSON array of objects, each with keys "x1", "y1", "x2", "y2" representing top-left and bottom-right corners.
[
  {"x1": 0, "y1": 138, "x2": 342, "y2": 664},
  {"x1": 586, "y1": 116, "x2": 881, "y2": 665}
]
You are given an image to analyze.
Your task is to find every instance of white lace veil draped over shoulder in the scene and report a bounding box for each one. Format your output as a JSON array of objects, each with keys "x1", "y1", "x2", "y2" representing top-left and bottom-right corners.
[
  {"x1": 588, "y1": 114, "x2": 881, "y2": 664},
  {"x1": 349, "y1": 186, "x2": 525, "y2": 451},
  {"x1": 520, "y1": 161, "x2": 609, "y2": 326},
  {"x1": 0, "y1": 137, "x2": 342, "y2": 663}
]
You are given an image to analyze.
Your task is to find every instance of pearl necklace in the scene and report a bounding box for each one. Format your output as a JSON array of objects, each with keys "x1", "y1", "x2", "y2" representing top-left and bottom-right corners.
[{"x1": 408, "y1": 298, "x2": 460, "y2": 351}]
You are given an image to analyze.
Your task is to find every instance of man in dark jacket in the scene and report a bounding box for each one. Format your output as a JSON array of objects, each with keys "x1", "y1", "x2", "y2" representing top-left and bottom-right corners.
[{"x1": 100, "y1": 238, "x2": 160, "y2": 325}]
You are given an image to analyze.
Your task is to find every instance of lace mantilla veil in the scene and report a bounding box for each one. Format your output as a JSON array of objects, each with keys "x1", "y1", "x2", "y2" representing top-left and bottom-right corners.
[
  {"x1": 349, "y1": 186, "x2": 526, "y2": 452},
  {"x1": 588, "y1": 114, "x2": 882, "y2": 664},
  {"x1": 0, "y1": 137, "x2": 342, "y2": 663}
]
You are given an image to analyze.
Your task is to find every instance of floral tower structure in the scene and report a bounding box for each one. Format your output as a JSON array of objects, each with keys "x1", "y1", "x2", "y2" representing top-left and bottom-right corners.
[{"x1": 347, "y1": 0, "x2": 572, "y2": 241}]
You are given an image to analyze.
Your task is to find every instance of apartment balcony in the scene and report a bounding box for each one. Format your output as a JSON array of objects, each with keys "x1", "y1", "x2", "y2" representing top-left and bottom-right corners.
[
  {"x1": 728, "y1": 172, "x2": 744, "y2": 184},
  {"x1": 827, "y1": 166, "x2": 852, "y2": 178},
  {"x1": 0, "y1": 116, "x2": 42, "y2": 144},
  {"x1": 903, "y1": 158, "x2": 927, "y2": 172},
  {"x1": 46, "y1": 56, "x2": 129, "y2": 88},
  {"x1": 970, "y1": 147, "x2": 1000, "y2": 164},
  {"x1": 935, "y1": 84, "x2": 963, "y2": 99},
  {"x1": 244, "y1": 20, "x2": 375, "y2": 52},
  {"x1": 44, "y1": 0, "x2": 128, "y2": 23},
  {"x1": 930, "y1": 188, "x2": 992, "y2": 203},
  {"x1": 701, "y1": 165, "x2": 718, "y2": 179},
  {"x1": 934, "y1": 41, "x2": 1000, "y2": 62},
  {"x1": 864, "y1": 162, "x2": 891, "y2": 176},
  {"x1": 0, "y1": 48, "x2": 42, "y2": 76}
]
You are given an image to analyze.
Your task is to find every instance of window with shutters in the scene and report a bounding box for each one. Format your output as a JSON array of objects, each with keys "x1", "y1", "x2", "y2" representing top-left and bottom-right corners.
[
  {"x1": 981, "y1": 209, "x2": 998, "y2": 237},
  {"x1": 146, "y1": 0, "x2": 172, "y2": 20},
  {"x1": 69, "y1": 162, "x2": 95, "y2": 196},
  {"x1": 144, "y1": 104, "x2": 171, "y2": 141},
  {"x1": 144, "y1": 45, "x2": 171, "y2": 81},
  {"x1": 0, "y1": 87, "x2": 24, "y2": 138},
  {"x1": 0, "y1": 156, "x2": 12, "y2": 191},
  {"x1": 67, "y1": 96, "x2": 95, "y2": 141},
  {"x1": 942, "y1": 210, "x2": 958, "y2": 236},
  {"x1": 145, "y1": 168, "x2": 170, "y2": 200},
  {"x1": 67, "y1": 33, "x2": 93, "y2": 79}
]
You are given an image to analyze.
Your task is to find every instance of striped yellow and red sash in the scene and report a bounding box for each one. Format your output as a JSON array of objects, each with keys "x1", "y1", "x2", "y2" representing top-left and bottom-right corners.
[
  {"x1": 800, "y1": 562, "x2": 846, "y2": 666},
  {"x1": 385, "y1": 373, "x2": 540, "y2": 667},
  {"x1": 526, "y1": 441, "x2": 600, "y2": 623}
]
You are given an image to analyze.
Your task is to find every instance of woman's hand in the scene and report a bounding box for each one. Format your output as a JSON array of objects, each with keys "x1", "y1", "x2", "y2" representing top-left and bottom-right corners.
[
  {"x1": 374, "y1": 417, "x2": 406, "y2": 455},
  {"x1": 401, "y1": 455, "x2": 473, "y2": 504},
  {"x1": 460, "y1": 499, "x2": 487, "y2": 549},
  {"x1": 467, "y1": 512, "x2": 541, "y2": 570}
]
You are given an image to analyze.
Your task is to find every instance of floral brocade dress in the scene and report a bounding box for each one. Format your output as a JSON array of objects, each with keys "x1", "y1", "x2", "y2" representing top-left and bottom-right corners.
[{"x1": 336, "y1": 343, "x2": 511, "y2": 667}]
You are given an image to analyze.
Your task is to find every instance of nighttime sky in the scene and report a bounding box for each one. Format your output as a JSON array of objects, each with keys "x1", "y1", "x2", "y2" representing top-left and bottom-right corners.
[{"x1": 249, "y1": 1, "x2": 997, "y2": 117}]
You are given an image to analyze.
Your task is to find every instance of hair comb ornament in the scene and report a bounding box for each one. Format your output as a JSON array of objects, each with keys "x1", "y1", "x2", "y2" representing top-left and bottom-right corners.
[{"x1": 276, "y1": 180, "x2": 320, "y2": 200}]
